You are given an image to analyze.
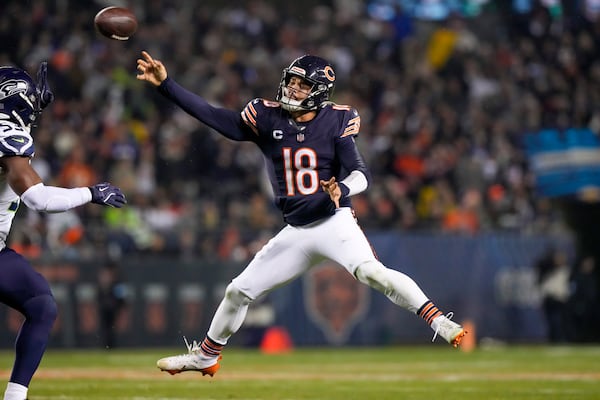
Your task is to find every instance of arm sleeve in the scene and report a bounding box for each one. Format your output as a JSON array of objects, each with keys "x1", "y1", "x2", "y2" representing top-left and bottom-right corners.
[
  {"x1": 336, "y1": 136, "x2": 372, "y2": 197},
  {"x1": 21, "y1": 183, "x2": 92, "y2": 213},
  {"x1": 158, "y1": 77, "x2": 252, "y2": 141},
  {"x1": 340, "y1": 170, "x2": 369, "y2": 196}
]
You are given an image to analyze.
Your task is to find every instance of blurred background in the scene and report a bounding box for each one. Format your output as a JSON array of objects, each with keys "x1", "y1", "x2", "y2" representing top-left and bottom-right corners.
[{"x1": 0, "y1": 0, "x2": 599, "y2": 349}]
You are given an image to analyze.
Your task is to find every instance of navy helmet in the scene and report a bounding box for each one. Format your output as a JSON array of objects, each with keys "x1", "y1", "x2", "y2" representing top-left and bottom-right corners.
[
  {"x1": 0, "y1": 63, "x2": 53, "y2": 128},
  {"x1": 277, "y1": 55, "x2": 336, "y2": 112}
]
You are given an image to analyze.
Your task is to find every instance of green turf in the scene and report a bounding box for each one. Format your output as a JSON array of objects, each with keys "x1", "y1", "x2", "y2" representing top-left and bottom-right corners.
[{"x1": 0, "y1": 345, "x2": 598, "y2": 399}]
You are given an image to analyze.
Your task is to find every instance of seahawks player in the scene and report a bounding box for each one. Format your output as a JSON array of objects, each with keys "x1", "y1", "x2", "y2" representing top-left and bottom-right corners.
[
  {"x1": 137, "y1": 51, "x2": 465, "y2": 376},
  {"x1": 0, "y1": 64, "x2": 126, "y2": 400}
]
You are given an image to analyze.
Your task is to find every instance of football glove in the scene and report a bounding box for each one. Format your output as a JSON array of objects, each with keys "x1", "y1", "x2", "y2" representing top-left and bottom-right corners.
[
  {"x1": 36, "y1": 61, "x2": 54, "y2": 109},
  {"x1": 89, "y1": 183, "x2": 127, "y2": 208}
]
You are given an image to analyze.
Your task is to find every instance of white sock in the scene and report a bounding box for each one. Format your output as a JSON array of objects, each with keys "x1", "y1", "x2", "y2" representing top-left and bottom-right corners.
[{"x1": 4, "y1": 382, "x2": 28, "y2": 400}]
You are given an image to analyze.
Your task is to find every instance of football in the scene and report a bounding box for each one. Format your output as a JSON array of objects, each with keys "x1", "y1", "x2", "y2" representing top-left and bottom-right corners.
[{"x1": 94, "y1": 6, "x2": 138, "y2": 41}]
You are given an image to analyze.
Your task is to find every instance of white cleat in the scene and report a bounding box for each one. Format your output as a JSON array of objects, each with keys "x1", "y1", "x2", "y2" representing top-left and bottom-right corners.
[
  {"x1": 431, "y1": 312, "x2": 467, "y2": 348},
  {"x1": 157, "y1": 337, "x2": 222, "y2": 376}
]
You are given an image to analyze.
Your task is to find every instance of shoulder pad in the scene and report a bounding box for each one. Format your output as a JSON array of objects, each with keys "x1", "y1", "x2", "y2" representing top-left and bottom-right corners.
[
  {"x1": 327, "y1": 104, "x2": 360, "y2": 138},
  {"x1": 0, "y1": 121, "x2": 34, "y2": 157},
  {"x1": 260, "y1": 99, "x2": 281, "y2": 108}
]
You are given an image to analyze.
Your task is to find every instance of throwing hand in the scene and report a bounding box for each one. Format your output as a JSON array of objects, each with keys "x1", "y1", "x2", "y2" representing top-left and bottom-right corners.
[{"x1": 136, "y1": 51, "x2": 168, "y2": 86}]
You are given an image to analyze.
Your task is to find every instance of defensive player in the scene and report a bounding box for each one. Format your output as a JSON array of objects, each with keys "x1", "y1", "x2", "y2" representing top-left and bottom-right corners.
[
  {"x1": 0, "y1": 64, "x2": 126, "y2": 400},
  {"x1": 136, "y1": 50, "x2": 466, "y2": 376}
]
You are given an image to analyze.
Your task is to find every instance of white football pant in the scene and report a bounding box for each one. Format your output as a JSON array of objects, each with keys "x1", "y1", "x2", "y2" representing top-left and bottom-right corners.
[{"x1": 207, "y1": 207, "x2": 430, "y2": 344}]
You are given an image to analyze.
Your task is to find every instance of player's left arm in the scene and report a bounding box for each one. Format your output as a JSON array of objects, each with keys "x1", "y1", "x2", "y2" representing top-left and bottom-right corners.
[
  {"x1": 335, "y1": 108, "x2": 371, "y2": 196},
  {"x1": 335, "y1": 137, "x2": 370, "y2": 197},
  {"x1": 321, "y1": 108, "x2": 371, "y2": 207}
]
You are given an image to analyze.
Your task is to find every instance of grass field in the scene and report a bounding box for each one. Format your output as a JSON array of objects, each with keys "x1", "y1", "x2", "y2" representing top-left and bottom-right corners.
[{"x1": 0, "y1": 345, "x2": 598, "y2": 399}]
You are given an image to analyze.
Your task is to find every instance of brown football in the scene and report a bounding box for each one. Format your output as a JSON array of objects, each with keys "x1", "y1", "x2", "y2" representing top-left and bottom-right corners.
[{"x1": 94, "y1": 6, "x2": 138, "y2": 41}]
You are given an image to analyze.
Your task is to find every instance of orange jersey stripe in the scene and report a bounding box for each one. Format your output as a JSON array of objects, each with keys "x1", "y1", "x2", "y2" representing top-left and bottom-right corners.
[
  {"x1": 247, "y1": 102, "x2": 258, "y2": 117},
  {"x1": 341, "y1": 116, "x2": 360, "y2": 138},
  {"x1": 240, "y1": 109, "x2": 259, "y2": 135}
]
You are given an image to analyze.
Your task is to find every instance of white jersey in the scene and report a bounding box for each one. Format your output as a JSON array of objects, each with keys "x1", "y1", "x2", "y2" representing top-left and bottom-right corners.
[{"x1": 0, "y1": 119, "x2": 35, "y2": 250}]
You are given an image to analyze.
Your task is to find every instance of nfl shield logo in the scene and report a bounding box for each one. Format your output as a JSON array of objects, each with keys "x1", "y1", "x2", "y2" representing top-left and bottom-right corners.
[{"x1": 296, "y1": 132, "x2": 305, "y2": 142}]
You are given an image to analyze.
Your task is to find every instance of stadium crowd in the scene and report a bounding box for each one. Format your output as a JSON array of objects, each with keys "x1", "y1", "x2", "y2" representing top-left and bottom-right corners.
[{"x1": 0, "y1": 0, "x2": 598, "y2": 261}]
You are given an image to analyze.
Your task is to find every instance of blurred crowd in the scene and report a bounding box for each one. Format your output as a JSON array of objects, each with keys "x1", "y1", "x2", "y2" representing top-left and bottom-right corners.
[{"x1": 1, "y1": 0, "x2": 599, "y2": 261}]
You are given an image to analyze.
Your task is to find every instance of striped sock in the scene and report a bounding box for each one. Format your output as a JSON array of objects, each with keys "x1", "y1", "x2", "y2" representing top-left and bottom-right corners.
[
  {"x1": 200, "y1": 336, "x2": 224, "y2": 358},
  {"x1": 417, "y1": 300, "x2": 443, "y2": 325}
]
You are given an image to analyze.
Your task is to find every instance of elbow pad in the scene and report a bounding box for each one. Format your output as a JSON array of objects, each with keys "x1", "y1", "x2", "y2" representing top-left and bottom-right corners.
[{"x1": 21, "y1": 183, "x2": 92, "y2": 213}]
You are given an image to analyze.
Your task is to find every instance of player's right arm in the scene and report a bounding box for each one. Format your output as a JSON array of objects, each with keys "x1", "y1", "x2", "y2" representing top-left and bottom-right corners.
[
  {"x1": 0, "y1": 156, "x2": 126, "y2": 212},
  {"x1": 136, "y1": 51, "x2": 253, "y2": 141}
]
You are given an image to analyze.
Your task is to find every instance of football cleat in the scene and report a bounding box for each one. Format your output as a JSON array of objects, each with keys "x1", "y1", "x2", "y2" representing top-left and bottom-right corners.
[
  {"x1": 431, "y1": 312, "x2": 467, "y2": 348},
  {"x1": 157, "y1": 337, "x2": 222, "y2": 376}
]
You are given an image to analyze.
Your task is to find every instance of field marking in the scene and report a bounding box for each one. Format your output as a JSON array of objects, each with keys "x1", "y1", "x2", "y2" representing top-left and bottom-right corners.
[{"x1": 1, "y1": 369, "x2": 599, "y2": 382}]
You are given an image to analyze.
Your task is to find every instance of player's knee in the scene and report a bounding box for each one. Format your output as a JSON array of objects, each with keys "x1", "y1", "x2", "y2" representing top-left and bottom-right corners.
[
  {"x1": 22, "y1": 294, "x2": 58, "y2": 326},
  {"x1": 355, "y1": 261, "x2": 388, "y2": 290},
  {"x1": 224, "y1": 282, "x2": 253, "y2": 307}
]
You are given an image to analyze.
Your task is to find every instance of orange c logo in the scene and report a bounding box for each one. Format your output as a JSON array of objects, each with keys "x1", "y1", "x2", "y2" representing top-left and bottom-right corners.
[{"x1": 324, "y1": 66, "x2": 335, "y2": 82}]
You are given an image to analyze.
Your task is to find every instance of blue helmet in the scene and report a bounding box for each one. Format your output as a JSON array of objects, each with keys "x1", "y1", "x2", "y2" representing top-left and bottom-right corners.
[
  {"x1": 277, "y1": 55, "x2": 336, "y2": 112},
  {"x1": 0, "y1": 63, "x2": 53, "y2": 128},
  {"x1": 0, "y1": 67, "x2": 40, "y2": 127}
]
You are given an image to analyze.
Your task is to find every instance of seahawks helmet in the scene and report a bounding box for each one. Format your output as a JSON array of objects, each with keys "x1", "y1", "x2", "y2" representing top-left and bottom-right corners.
[
  {"x1": 276, "y1": 55, "x2": 336, "y2": 112},
  {"x1": 0, "y1": 63, "x2": 53, "y2": 128}
]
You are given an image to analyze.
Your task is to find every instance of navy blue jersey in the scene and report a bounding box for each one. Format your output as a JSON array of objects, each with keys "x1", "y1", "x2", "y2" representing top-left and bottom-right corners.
[{"x1": 158, "y1": 78, "x2": 370, "y2": 226}]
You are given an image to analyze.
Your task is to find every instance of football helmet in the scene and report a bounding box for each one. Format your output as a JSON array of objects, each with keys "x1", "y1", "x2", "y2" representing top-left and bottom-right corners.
[
  {"x1": 0, "y1": 63, "x2": 53, "y2": 128},
  {"x1": 277, "y1": 55, "x2": 336, "y2": 112}
]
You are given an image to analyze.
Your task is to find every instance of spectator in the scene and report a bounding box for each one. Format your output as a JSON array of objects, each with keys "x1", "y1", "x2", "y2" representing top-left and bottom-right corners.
[
  {"x1": 535, "y1": 248, "x2": 571, "y2": 343},
  {"x1": 0, "y1": 1, "x2": 593, "y2": 259},
  {"x1": 568, "y1": 255, "x2": 599, "y2": 342},
  {"x1": 97, "y1": 261, "x2": 127, "y2": 349}
]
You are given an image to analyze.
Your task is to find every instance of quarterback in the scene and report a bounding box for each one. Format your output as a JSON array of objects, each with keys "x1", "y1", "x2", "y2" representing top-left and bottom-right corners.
[{"x1": 136, "y1": 50, "x2": 466, "y2": 376}]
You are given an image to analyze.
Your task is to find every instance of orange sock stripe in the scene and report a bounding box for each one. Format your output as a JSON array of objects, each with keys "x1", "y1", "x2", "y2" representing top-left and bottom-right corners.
[
  {"x1": 418, "y1": 302, "x2": 435, "y2": 318},
  {"x1": 201, "y1": 337, "x2": 224, "y2": 357},
  {"x1": 418, "y1": 301, "x2": 443, "y2": 325},
  {"x1": 423, "y1": 306, "x2": 438, "y2": 319},
  {"x1": 426, "y1": 310, "x2": 442, "y2": 324}
]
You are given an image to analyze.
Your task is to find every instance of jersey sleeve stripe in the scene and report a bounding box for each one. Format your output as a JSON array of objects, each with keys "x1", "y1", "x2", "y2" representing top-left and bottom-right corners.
[
  {"x1": 341, "y1": 116, "x2": 360, "y2": 138},
  {"x1": 247, "y1": 102, "x2": 258, "y2": 117},
  {"x1": 240, "y1": 110, "x2": 259, "y2": 135},
  {"x1": 242, "y1": 108, "x2": 257, "y2": 127}
]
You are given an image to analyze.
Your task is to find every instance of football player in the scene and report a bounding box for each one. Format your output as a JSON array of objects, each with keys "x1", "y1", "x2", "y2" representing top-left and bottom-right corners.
[
  {"x1": 0, "y1": 64, "x2": 126, "y2": 400},
  {"x1": 137, "y1": 51, "x2": 465, "y2": 376}
]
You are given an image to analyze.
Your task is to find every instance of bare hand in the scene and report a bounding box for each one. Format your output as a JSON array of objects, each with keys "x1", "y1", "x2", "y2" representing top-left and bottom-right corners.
[
  {"x1": 320, "y1": 177, "x2": 341, "y2": 209},
  {"x1": 136, "y1": 51, "x2": 168, "y2": 86}
]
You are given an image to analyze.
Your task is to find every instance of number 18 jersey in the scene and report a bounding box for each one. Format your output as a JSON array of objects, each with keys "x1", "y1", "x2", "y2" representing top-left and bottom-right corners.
[{"x1": 240, "y1": 98, "x2": 367, "y2": 226}]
